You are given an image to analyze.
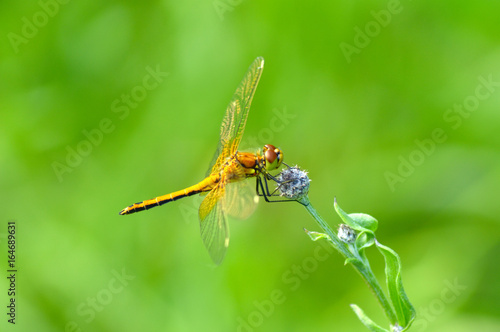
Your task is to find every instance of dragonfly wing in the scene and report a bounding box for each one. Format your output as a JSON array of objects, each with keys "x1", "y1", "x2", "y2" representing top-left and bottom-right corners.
[
  {"x1": 206, "y1": 57, "x2": 265, "y2": 176},
  {"x1": 199, "y1": 180, "x2": 229, "y2": 265},
  {"x1": 224, "y1": 181, "x2": 258, "y2": 220},
  {"x1": 223, "y1": 172, "x2": 259, "y2": 220},
  {"x1": 205, "y1": 144, "x2": 224, "y2": 177}
]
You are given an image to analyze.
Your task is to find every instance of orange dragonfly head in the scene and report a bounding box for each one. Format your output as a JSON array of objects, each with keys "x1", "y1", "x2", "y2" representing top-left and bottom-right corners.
[{"x1": 263, "y1": 144, "x2": 283, "y2": 171}]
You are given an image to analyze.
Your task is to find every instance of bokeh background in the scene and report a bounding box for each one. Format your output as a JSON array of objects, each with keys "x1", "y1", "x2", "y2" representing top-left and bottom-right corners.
[{"x1": 1, "y1": 1, "x2": 500, "y2": 331}]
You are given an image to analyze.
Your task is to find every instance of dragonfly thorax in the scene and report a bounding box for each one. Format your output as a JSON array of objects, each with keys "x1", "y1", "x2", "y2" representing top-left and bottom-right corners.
[{"x1": 263, "y1": 144, "x2": 283, "y2": 171}]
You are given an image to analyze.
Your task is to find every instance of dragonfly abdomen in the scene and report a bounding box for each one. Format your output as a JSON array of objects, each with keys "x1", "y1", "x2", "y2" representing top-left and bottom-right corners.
[{"x1": 119, "y1": 175, "x2": 218, "y2": 215}]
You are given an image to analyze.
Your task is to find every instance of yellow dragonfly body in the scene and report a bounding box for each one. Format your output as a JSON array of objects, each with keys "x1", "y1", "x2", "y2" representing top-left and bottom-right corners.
[{"x1": 119, "y1": 57, "x2": 283, "y2": 264}]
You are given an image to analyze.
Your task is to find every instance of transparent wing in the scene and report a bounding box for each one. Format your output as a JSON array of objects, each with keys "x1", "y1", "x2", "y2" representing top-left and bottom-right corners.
[
  {"x1": 223, "y1": 176, "x2": 259, "y2": 220},
  {"x1": 199, "y1": 179, "x2": 229, "y2": 265},
  {"x1": 206, "y1": 57, "x2": 265, "y2": 176}
]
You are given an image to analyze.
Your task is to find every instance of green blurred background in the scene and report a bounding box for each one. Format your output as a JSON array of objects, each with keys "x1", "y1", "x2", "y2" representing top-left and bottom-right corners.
[{"x1": 1, "y1": 0, "x2": 500, "y2": 331}]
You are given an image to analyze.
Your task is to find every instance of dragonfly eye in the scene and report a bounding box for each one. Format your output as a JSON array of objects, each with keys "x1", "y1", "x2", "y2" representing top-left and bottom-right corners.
[{"x1": 264, "y1": 144, "x2": 283, "y2": 170}]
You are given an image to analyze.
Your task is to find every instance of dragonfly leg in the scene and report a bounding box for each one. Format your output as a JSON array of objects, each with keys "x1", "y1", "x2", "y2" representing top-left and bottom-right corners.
[
  {"x1": 256, "y1": 175, "x2": 296, "y2": 203},
  {"x1": 256, "y1": 175, "x2": 272, "y2": 202}
]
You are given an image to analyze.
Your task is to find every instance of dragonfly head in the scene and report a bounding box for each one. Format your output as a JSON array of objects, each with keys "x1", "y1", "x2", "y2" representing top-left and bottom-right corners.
[{"x1": 263, "y1": 144, "x2": 283, "y2": 170}]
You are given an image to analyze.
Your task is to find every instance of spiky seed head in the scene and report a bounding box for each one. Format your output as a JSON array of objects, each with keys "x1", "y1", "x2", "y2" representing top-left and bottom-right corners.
[{"x1": 276, "y1": 166, "x2": 311, "y2": 200}]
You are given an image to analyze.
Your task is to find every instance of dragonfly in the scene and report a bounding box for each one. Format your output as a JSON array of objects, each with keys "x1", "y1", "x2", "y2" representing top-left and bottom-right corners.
[{"x1": 119, "y1": 57, "x2": 287, "y2": 264}]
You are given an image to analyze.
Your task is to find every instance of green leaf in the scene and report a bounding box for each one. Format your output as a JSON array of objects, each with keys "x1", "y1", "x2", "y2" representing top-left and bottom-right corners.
[
  {"x1": 349, "y1": 213, "x2": 378, "y2": 232},
  {"x1": 354, "y1": 231, "x2": 376, "y2": 263},
  {"x1": 334, "y1": 199, "x2": 377, "y2": 232},
  {"x1": 356, "y1": 231, "x2": 376, "y2": 252},
  {"x1": 350, "y1": 304, "x2": 389, "y2": 332},
  {"x1": 345, "y1": 257, "x2": 363, "y2": 266},
  {"x1": 376, "y1": 241, "x2": 416, "y2": 330},
  {"x1": 304, "y1": 229, "x2": 331, "y2": 242}
]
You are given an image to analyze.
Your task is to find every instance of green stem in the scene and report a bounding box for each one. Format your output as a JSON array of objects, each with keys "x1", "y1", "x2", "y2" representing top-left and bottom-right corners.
[
  {"x1": 301, "y1": 197, "x2": 397, "y2": 325},
  {"x1": 301, "y1": 198, "x2": 350, "y2": 257}
]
